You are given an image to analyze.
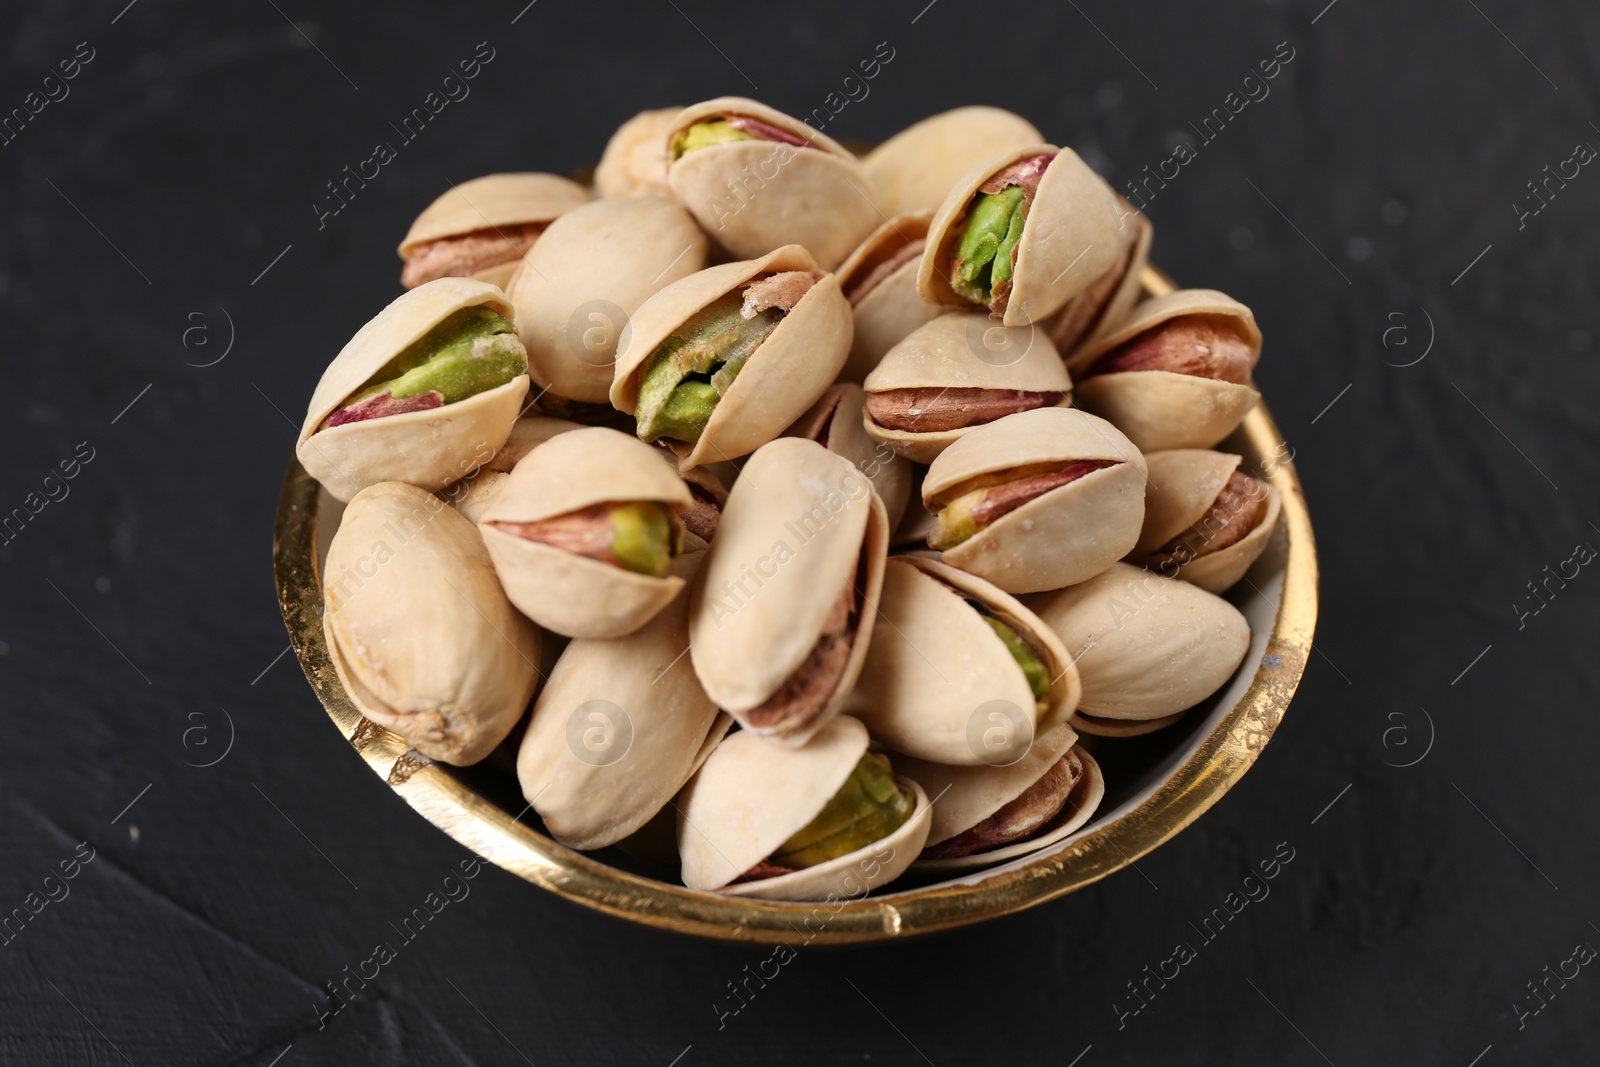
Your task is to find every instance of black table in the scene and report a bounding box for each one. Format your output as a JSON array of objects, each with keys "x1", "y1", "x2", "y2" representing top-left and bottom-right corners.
[{"x1": 4, "y1": 1, "x2": 1596, "y2": 1063}]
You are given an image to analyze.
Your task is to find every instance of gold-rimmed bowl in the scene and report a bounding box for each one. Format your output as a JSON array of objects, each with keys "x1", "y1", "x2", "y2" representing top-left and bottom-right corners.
[{"x1": 272, "y1": 266, "x2": 1317, "y2": 944}]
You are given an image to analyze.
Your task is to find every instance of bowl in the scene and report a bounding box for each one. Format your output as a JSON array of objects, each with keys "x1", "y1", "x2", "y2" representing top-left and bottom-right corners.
[{"x1": 272, "y1": 266, "x2": 1317, "y2": 944}]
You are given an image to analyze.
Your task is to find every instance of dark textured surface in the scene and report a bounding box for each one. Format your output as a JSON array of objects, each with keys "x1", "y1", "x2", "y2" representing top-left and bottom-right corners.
[{"x1": 3, "y1": 1, "x2": 1597, "y2": 1064}]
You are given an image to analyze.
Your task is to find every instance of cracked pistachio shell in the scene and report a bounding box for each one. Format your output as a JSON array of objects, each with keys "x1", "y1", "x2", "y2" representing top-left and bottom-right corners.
[
  {"x1": 845, "y1": 557, "x2": 1080, "y2": 766},
  {"x1": 445, "y1": 415, "x2": 585, "y2": 524},
  {"x1": 1136, "y1": 449, "x2": 1282, "y2": 593},
  {"x1": 479, "y1": 427, "x2": 695, "y2": 638},
  {"x1": 322, "y1": 482, "x2": 540, "y2": 765},
  {"x1": 398, "y1": 173, "x2": 592, "y2": 288},
  {"x1": 689, "y1": 438, "x2": 888, "y2": 746},
  {"x1": 918, "y1": 145, "x2": 1128, "y2": 326},
  {"x1": 508, "y1": 196, "x2": 708, "y2": 404},
  {"x1": 610, "y1": 245, "x2": 853, "y2": 471},
  {"x1": 678, "y1": 716, "x2": 932, "y2": 898},
  {"x1": 862, "y1": 311, "x2": 1072, "y2": 464},
  {"x1": 1023, "y1": 562, "x2": 1250, "y2": 724},
  {"x1": 296, "y1": 278, "x2": 530, "y2": 503},
  {"x1": 665, "y1": 97, "x2": 879, "y2": 270},
  {"x1": 835, "y1": 211, "x2": 946, "y2": 383},
  {"x1": 922, "y1": 407, "x2": 1147, "y2": 593},
  {"x1": 785, "y1": 383, "x2": 912, "y2": 530},
  {"x1": 1073, "y1": 289, "x2": 1263, "y2": 451},
  {"x1": 863, "y1": 106, "x2": 1044, "y2": 218},
  {"x1": 517, "y1": 551, "x2": 734, "y2": 851},
  {"x1": 1049, "y1": 208, "x2": 1154, "y2": 366},
  {"x1": 904, "y1": 737, "x2": 1106, "y2": 873},
  {"x1": 595, "y1": 107, "x2": 680, "y2": 199}
]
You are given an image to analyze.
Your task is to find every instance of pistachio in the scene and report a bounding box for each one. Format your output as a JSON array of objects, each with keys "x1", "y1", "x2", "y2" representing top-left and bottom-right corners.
[
  {"x1": 493, "y1": 499, "x2": 683, "y2": 578},
  {"x1": 764, "y1": 752, "x2": 916, "y2": 871},
  {"x1": 397, "y1": 172, "x2": 591, "y2": 289},
  {"x1": 1089, "y1": 316, "x2": 1254, "y2": 383},
  {"x1": 1134, "y1": 449, "x2": 1281, "y2": 593},
  {"x1": 952, "y1": 180, "x2": 1029, "y2": 308},
  {"x1": 921, "y1": 748, "x2": 1081, "y2": 859},
  {"x1": 929, "y1": 460, "x2": 1118, "y2": 550}
]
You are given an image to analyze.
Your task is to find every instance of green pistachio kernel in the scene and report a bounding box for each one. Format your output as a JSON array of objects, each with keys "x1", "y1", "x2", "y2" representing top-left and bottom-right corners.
[
  {"x1": 608, "y1": 501, "x2": 682, "y2": 578},
  {"x1": 634, "y1": 291, "x2": 783, "y2": 445},
  {"x1": 768, "y1": 752, "x2": 915, "y2": 870},
  {"x1": 332, "y1": 305, "x2": 526, "y2": 426},
  {"x1": 928, "y1": 486, "x2": 984, "y2": 549},
  {"x1": 952, "y1": 185, "x2": 1025, "y2": 304},
  {"x1": 979, "y1": 612, "x2": 1050, "y2": 706},
  {"x1": 671, "y1": 119, "x2": 755, "y2": 161}
]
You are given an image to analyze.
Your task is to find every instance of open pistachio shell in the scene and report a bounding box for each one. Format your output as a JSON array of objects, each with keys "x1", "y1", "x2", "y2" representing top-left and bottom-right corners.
[
  {"x1": 595, "y1": 107, "x2": 680, "y2": 199},
  {"x1": 921, "y1": 407, "x2": 1147, "y2": 593},
  {"x1": 479, "y1": 427, "x2": 694, "y2": 638},
  {"x1": 785, "y1": 384, "x2": 912, "y2": 530},
  {"x1": 1050, "y1": 208, "x2": 1154, "y2": 366},
  {"x1": 665, "y1": 97, "x2": 879, "y2": 270},
  {"x1": 1073, "y1": 289, "x2": 1263, "y2": 451},
  {"x1": 862, "y1": 311, "x2": 1072, "y2": 464},
  {"x1": 610, "y1": 245, "x2": 853, "y2": 471},
  {"x1": 678, "y1": 716, "x2": 933, "y2": 899},
  {"x1": 918, "y1": 145, "x2": 1128, "y2": 326},
  {"x1": 863, "y1": 106, "x2": 1044, "y2": 218},
  {"x1": 846, "y1": 557, "x2": 1080, "y2": 766},
  {"x1": 835, "y1": 211, "x2": 945, "y2": 383},
  {"x1": 444, "y1": 415, "x2": 585, "y2": 523},
  {"x1": 1023, "y1": 561, "x2": 1250, "y2": 724},
  {"x1": 689, "y1": 438, "x2": 888, "y2": 747},
  {"x1": 517, "y1": 551, "x2": 734, "y2": 851},
  {"x1": 508, "y1": 196, "x2": 708, "y2": 404},
  {"x1": 904, "y1": 739, "x2": 1106, "y2": 873},
  {"x1": 1136, "y1": 450, "x2": 1280, "y2": 594},
  {"x1": 296, "y1": 278, "x2": 530, "y2": 503},
  {"x1": 398, "y1": 173, "x2": 592, "y2": 287},
  {"x1": 322, "y1": 482, "x2": 540, "y2": 765}
]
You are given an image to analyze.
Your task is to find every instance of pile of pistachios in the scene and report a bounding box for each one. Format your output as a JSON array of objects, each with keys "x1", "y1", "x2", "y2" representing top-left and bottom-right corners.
[{"x1": 299, "y1": 99, "x2": 1280, "y2": 901}]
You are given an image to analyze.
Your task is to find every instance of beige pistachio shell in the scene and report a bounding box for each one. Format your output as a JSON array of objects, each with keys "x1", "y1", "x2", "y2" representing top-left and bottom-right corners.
[
  {"x1": 863, "y1": 106, "x2": 1044, "y2": 218},
  {"x1": 1070, "y1": 709, "x2": 1186, "y2": 737},
  {"x1": 678, "y1": 716, "x2": 932, "y2": 899},
  {"x1": 594, "y1": 107, "x2": 680, "y2": 199},
  {"x1": 517, "y1": 552, "x2": 734, "y2": 851},
  {"x1": 322, "y1": 482, "x2": 539, "y2": 765},
  {"x1": 508, "y1": 196, "x2": 708, "y2": 404},
  {"x1": 921, "y1": 407, "x2": 1147, "y2": 593},
  {"x1": 689, "y1": 438, "x2": 888, "y2": 745},
  {"x1": 611, "y1": 245, "x2": 853, "y2": 470},
  {"x1": 445, "y1": 469, "x2": 508, "y2": 525},
  {"x1": 397, "y1": 172, "x2": 591, "y2": 257},
  {"x1": 1135, "y1": 450, "x2": 1284, "y2": 593},
  {"x1": 1051, "y1": 208, "x2": 1154, "y2": 366},
  {"x1": 918, "y1": 145, "x2": 1127, "y2": 326},
  {"x1": 911, "y1": 746, "x2": 1105, "y2": 873},
  {"x1": 897, "y1": 722, "x2": 1079, "y2": 844},
  {"x1": 785, "y1": 384, "x2": 912, "y2": 530},
  {"x1": 443, "y1": 416, "x2": 585, "y2": 523},
  {"x1": 862, "y1": 311, "x2": 1071, "y2": 464},
  {"x1": 479, "y1": 427, "x2": 695, "y2": 638},
  {"x1": 296, "y1": 278, "x2": 529, "y2": 503},
  {"x1": 1023, "y1": 562, "x2": 1250, "y2": 721},
  {"x1": 1073, "y1": 289, "x2": 1263, "y2": 451},
  {"x1": 666, "y1": 97, "x2": 879, "y2": 269},
  {"x1": 846, "y1": 557, "x2": 1080, "y2": 765},
  {"x1": 835, "y1": 211, "x2": 945, "y2": 383},
  {"x1": 1164, "y1": 494, "x2": 1281, "y2": 595}
]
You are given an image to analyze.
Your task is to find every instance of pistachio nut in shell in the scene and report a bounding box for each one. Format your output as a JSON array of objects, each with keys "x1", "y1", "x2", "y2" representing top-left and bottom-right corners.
[
  {"x1": 610, "y1": 245, "x2": 852, "y2": 471},
  {"x1": 918, "y1": 145, "x2": 1128, "y2": 326},
  {"x1": 297, "y1": 278, "x2": 530, "y2": 503},
  {"x1": 1048, "y1": 207, "x2": 1153, "y2": 366},
  {"x1": 1134, "y1": 449, "x2": 1281, "y2": 594},
  {"x1": 443, "y1": 415, "x2": 585, "y2": 524},
  {"x1": 900, "y1": 728, "x2": 1106, "y2": 872},
  {"x1": 397, "y1": 172, "x2": 591, "y2": 290},
  {"x1": 863, "y1": 106, "x2": 1044, "y2": 218},
  {"x1": 479, "y1": 427, "x2": 695, "y2": 638},
  {"x1": 834, "y1": 211, "x2": 945, "y2": 383},
  {"x1": 322, "y1": 482, "x2": 540, "y2": 765},
  {"x1": 1023, "y1": 561, "x2": 1251, "y2": 734},
  {"x1": 517, "y1": 551, "x2": 733, "y2": 851},
  {"x1": 678, "y1": 716, "x2": 932, "y2": 899},
  {"x1": 845, "y1": 556, "x2": 1081, "y2": 766},
  {"x1": 785, "y1": 383, "x2": 912, "y2": 530},
  {"x1": 863, "y1": 311, "x2": 1072, "y2": 464},
  {"x1": 594, "y1": 107, "x2": 680, "y2": 199},
  {"x1": 507, "y1": 196, "x2": 708, "y2": 404},
  {"x1": 1073, "y1": 288, "x2": 1263, "y2": 452},
  {"x1": 689, "y1": 438, "x2": 888, "y2": 747},
  {"x1": 921, "y1": 406, "x2": 1147, "y2": 593},
  {"x1": 665, "y1": 96, "x2": 879, "y2": 270}
]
